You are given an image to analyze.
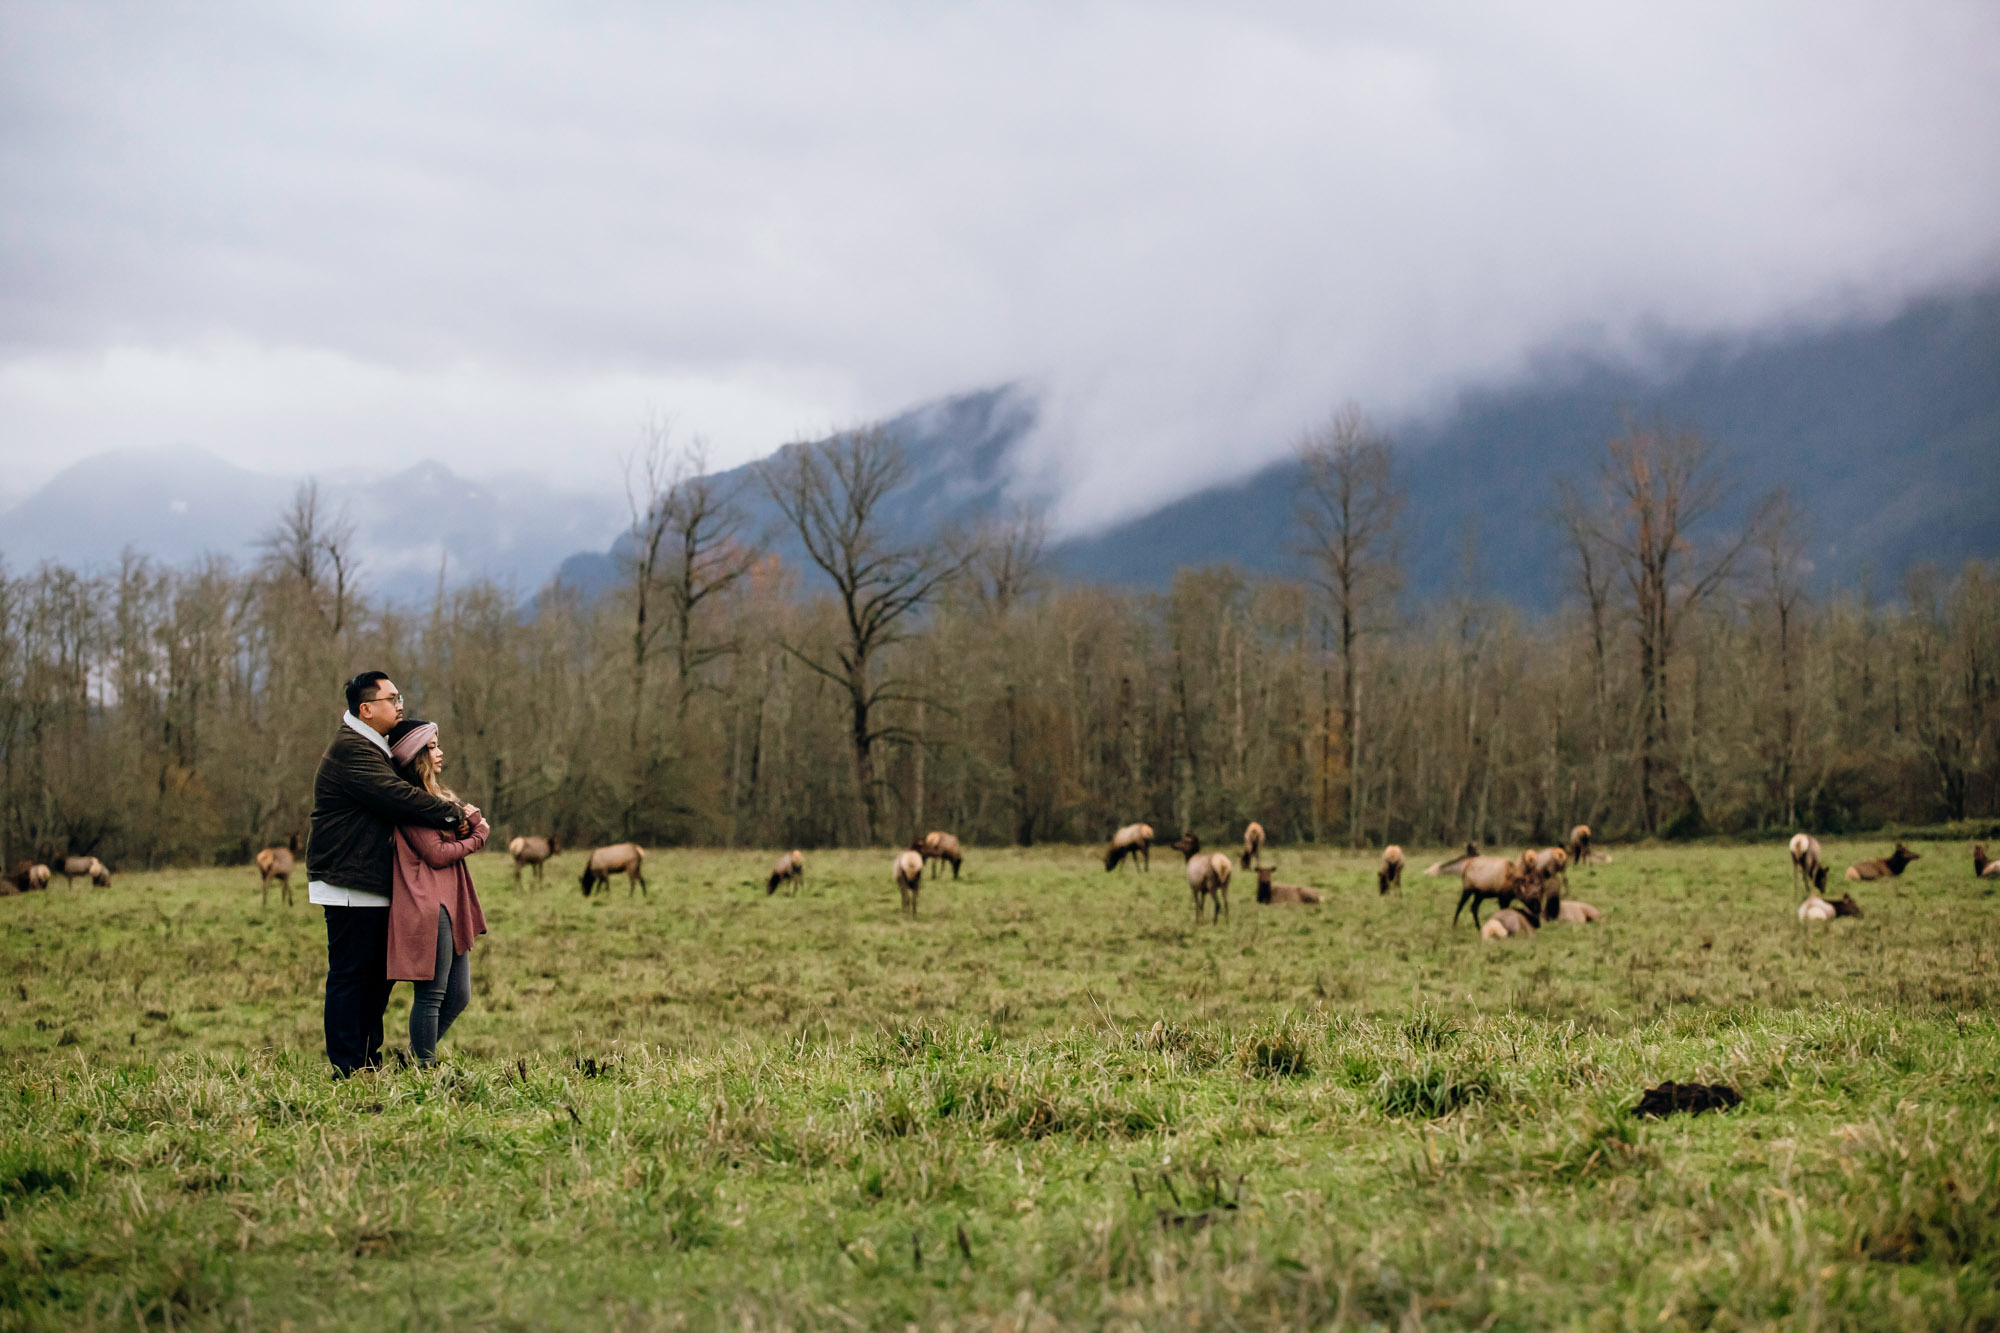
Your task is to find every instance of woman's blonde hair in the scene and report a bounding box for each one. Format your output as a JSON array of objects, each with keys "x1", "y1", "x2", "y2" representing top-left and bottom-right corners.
[{"x1": 412, "y1": 746, "x2": 457, "y2": 803}]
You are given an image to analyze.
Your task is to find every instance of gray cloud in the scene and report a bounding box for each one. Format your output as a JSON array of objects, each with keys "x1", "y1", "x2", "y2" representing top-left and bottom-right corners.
[{"x1": 3, "y1": 1, "x2": 1997, "y2": 526}]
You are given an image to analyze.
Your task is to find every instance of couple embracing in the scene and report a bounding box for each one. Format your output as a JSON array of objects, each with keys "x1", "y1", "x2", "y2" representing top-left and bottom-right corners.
[{"x1": 305, "y1": 670, "x2": 490, "y2": 1076}]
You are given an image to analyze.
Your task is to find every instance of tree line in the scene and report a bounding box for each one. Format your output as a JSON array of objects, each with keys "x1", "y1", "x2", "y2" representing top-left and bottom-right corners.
[{"x1": 3, "y1": 417, "x2": 1995, "y2": 870}]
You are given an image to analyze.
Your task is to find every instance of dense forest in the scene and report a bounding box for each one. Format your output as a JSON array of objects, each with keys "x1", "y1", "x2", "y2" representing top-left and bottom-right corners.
[{"x1": 2, "y1": 417, "x2": 1995, "y2": 870}]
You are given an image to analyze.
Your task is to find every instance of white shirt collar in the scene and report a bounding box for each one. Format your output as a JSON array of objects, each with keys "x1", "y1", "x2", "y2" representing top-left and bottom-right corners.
[{"x1": 342, "y1": 710, "x2": 393, "y2": 757}]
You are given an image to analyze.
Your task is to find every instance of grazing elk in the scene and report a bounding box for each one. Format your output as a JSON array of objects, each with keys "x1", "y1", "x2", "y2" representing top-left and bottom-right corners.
[
  {"x1": 1104, "y1": 823, "x2": 1154, "y2": 872},
  {"x1": 1846, "y1": 843, "x2": 1919, "y2": 882},
  {"x1": 255, "y1": 833, "x2": 298, "y2": 908},
  {"x1": 1377, "y1": 845, "x2": 1404, "y2": 895},
  {"x1": 921, "y1": 831, "x2": 963, "y2": 880},
  {"x1": 1173, "y1": 833, "x2": 1232, "y2": 924},
  {"x1": 579, "y1": 843, "x2": 647, "y2": 897},
  {"x1": 5, "y1": 862, "x2": 51, "y2": 894},
  {"x1": 1424, "y1": 842, "x2": 1480, "y2": 877},
  {"x1": 57, "y1": 856, "x2": 110, "y2": 888},
  {"x1": 1788, "y1": 834, "x2": 1822, "y2": 893},
  {"x1": 1451, "y1": 855, "x2": 1541, "y2": 929},
  {"x1": 1971, "y1": 845, "x2": 2000, "y2": 879},
  {"x1": 1240, "y1": 821, "x2": 1266, "y2": 869},
  {"x1": 508, "y1": 835, "x2": 560, "y2": 887},
  {"x1": 894, "y1": 844, "x2": 925, "y2": 917},
  {"x1": 767, "y1": 849, "x2": 805, "y2": 895},
  {"x1": 1254, "y1": 865, "x2": 1320, "y2": 904}
]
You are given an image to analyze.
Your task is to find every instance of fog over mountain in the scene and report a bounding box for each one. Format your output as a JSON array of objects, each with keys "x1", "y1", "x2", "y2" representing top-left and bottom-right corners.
[{"x1": 3, "y1": 3, "x2": 1998, "y2": 531}]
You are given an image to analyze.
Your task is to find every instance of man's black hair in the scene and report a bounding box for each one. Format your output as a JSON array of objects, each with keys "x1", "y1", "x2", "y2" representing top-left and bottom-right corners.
[{"x1": 344, "y1": 670, "x2": 393, "y2": 715}]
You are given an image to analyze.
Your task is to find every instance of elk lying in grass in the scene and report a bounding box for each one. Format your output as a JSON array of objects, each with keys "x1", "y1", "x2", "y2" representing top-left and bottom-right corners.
[
  {"x1": 1481, "y1": 907, "x2": 1540, "y2": 940},
  {"x1": 921, "y1": 832, "x2": 963, "y2": 880},
  {"x1": 1104, "y1": 823, "x2": 1154, "y2": 872},
  {"x1": 1846, "y1": 843, "x2": 1919, "y2": 881},
  {"x1": 1452, "y1": 855, "x2": 1542, "y2": 928},
  {"x1": 509, "y1": 835, "x2": 560, "y2": 887},
  {"x1": 255, "y1": 833, "x2": 298, "y2": 908},
  {"x1": 1974, "y1": 845, "x2": 2000, "y2": 879},
  {"x1": 1173, "y1": 833, "x2": 1231, "y2": 924},
  {"x1": 1254, "y1": 865, "x2": 1320, "y2": 904},
  {"x1": 579, "y1": 843, "x2": 647, "y2": 897},
  {"x1": 1555, "y1": 900, "x2": 1603, "y2": 924},
  {"x1": 1424, "y1": 842, "x2": 1479, "y2": 877},
  {"x1": 1378, "y1": 845, "x2": 1404, "y2": 895},
  {"x1": 1788, "y1": 834, "x2": 1822, "y2": 892},
  {"x1": 1798, "y1": 865, "x2": 1863, "y2": 920},
  {"x1": 767, "y1": 849, "x2": 805, "y2": 895},
  {"x1": 1240, "y1": 821, "x2": 1265, "y2": 869},
  {"x1": 894, "y1": 845, "x2": 925, "y2": 917}
]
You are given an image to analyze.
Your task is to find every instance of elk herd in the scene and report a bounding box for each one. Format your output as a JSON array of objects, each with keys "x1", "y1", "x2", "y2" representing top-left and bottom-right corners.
[{"x1": 0, "y1": 815, "x2": 1980, "y2": 939}]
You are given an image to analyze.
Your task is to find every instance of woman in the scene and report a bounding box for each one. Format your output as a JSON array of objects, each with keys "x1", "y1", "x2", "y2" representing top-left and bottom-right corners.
[{"x1": 385, "y1": 718, "x2": 489, "y2": 1065}]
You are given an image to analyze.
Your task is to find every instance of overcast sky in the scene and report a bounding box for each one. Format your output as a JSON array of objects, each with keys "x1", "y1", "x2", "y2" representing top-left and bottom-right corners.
[{"x1": 3, "y1": 1, "x2": 1997, "y2": 527}]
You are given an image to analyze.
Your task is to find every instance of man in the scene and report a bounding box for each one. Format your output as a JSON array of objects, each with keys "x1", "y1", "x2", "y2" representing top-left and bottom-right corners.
[{"x1": 308, "y1": 671, "x2": 467, "y2": 1076}]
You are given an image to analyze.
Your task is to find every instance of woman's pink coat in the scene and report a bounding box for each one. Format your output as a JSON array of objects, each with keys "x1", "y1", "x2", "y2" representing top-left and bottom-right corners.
[{"x1": 387, "y1": 816, "x2": 489, "y2": 981}]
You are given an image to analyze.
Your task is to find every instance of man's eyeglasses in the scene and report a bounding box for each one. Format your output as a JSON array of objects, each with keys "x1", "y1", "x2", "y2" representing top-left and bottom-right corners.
[{"x1": 364, "y1": 692, "x2": 404, "y2": 707}]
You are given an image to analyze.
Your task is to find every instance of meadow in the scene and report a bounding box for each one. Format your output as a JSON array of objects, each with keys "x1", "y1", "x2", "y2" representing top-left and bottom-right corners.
[{"x1": 1, "y1": 839, "x2": 1997, "y2": 1331}]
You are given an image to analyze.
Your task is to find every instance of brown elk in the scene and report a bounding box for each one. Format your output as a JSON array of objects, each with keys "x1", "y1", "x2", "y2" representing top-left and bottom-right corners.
[
  {"x1": 255, "y1": 833, "x2": 298, "y2": 908},
  {"x1": 5, "y1": 862, "x2": 51, "y2": 894},
  {"x1": 57, "y1": 856, "x2": 110, "y2": 888},
  {"x1": 1254, "y1": 865, "x2": 1320, "y2": 904},
  {"x1": 1240, "y1": 821, "x2": 1265, "y2": 869},
  {"x1": 509, "y1": 835, "x2": 560, "y2": 887},
  {"x1": 1480, "y1": 907, "x2": 1540, "y2": 940},
  {"x1": 894, "y1": 845, "x2": 925, "y2": 917},
  {"x1": 579, "y1": 843, "x2": 647, "y2": 897},
  {"x1": 767, "y1": 849, "x2": 805, "y2": 895},
  {"x1": 1173, "y1": 833, "x2": 1232, "y2": 924},
  {"x1": 921, "y1": 832, "x2": 963, "y2": 880},
  {"x1": 1451, "y1": 855, "x2": 1542, "y2": 928},
  {"x1": 1555, "y1": 900, "x2": 1603, "y2": 924},
  {"x1": 1424, "y1": 842, "x2": 1480, "y2": 877},
  {"x1": 1788, "y1": 834, "x2": 1822, "y2": 893},
  {"x1": 1377, "y1": 845, "x2": 1404, "y2": 895},
  {"x1": 1524, "y1": 846, "x2": 1570, "y2": 897},
  {"x1": 1971, "y1": 845, "x2": 1999, "y2": 879},
  {"x1": 1104, "y1": 823, "x2": 1154, "y2": 872},
  {"x1": 1845, "y1": 843, "x2": 1919, "y2": 882},
  {"x1": 1566, "y1": 824, "x2": 1592, "y2": 865},
  {"x1": 1798, "y1": 865, "x2": 1863, "y2": 920}
]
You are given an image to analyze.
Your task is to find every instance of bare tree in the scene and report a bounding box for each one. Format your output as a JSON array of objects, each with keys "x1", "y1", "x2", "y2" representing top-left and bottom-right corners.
[
  {"x1": 1295, "y1": 404, "x2": 1404, "y2": 844},
  {"x1": 760, "y1": 426, "x2": 964, "y2": 842},
  {"x1": 968, "y1": 505, "x2": 1049, "y2": 618},
  {"x1": 1756, "y1": 494, "x2": 1808, "y2": 826},
  {"x1": 255, "y1": 480, "x2": 357, "y2": 634},
  {"x1": 1571, "y1": 421, "x2": 1778, "y2": 833}
]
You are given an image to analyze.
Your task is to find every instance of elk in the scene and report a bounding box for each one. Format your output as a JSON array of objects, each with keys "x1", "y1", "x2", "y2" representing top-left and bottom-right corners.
[
  {"x1": 57, "y1": 856, "x2": 110, "y2": 888},
  {"x1": 1254, "y1": 865, "x2": 1320, "y2": 904},
  {"x1": 1377, "y1": 845, "x2": 1404, "y2": 895},
  {"x1": 1240, "y1": 821, "x2": 1265, "y2": 869},
  {"x1": 508, "y1": 835, "x2": 560, "y2": 887},
  {"x1": 579, "y1": 843, "x2": 647, "y2": 897},
  {"x1": 1451, "y1": 855, "x2": 1541, "y2": 928},
  {"x1": 1480, "y1": 907, "x2": 1540, "y2": 940},
  {"x1": 1845, "y1": 843, "x2": 1919, "y2": 882},
  {"x1": 1788, "y1": 834, "x2": 1822, "y2": 893},
  {"x1": 5, "y1": 862, "x2": 51, "y2": 893},
  {"x1": 1974, "y1": 845, "x2": 2000, "y2": 879},
  {"x1": 1798, "y1": 865, "x2": 1863, "y2": 921},
  {"x1": 1104, "y1": 823, "x2": 1154, "y2": 872},
  {"x1": 767, "y1": 849, "x2": 805, "y2": 895},
  {"x1": 1566, "y1": 824, "x2": 1592, "y2": 865},
  {"x1": 920, "y1": 831, "x2": 963, "y2": 880},
  {"x1": 894, "y1": 845, "x2": 925, "y2": 917},
  {"x1": 1424, "y1": 842, "x2": 1480, "y2": 877},
  {"x1": 1173, "y1": 833, "x2": 1231, "y2": 924},
  {"x1": 255, "y1": 833, "x2": 298, "y2": 908},
  {"x1": 1523, "y1": 846, "x2": 1569, "y2": 896},
  {"x1": 1555, "y1": 900, "x2": 1603, "y2": 924}
]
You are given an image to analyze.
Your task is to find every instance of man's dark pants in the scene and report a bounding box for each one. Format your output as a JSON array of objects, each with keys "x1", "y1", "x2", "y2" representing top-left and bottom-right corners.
[{"x1": 324, "y1": 906, "x2": 394, "y2": 1076}]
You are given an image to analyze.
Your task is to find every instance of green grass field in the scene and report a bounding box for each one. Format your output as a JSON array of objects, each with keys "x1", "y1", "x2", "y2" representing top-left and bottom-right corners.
[{"x1": 2, "y1": 841, "x2": 1997, "y2": 1330}]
